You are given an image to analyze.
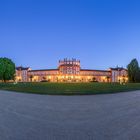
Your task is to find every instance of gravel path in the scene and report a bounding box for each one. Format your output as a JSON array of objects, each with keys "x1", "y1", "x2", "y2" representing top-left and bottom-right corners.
[{"x1": 0, "y1": 90, "x2": 140, "y2": 140}]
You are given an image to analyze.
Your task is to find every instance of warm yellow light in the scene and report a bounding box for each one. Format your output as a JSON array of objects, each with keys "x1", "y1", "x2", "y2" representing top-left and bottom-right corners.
[
  {"x1": 16, "y1": 76, "x2": 21, "y2": 80},
  {"x1": 88, "y1": 76, "x2": 91, "y2": 79},
  {"x1": 126, "y1": 77, "x2": 128, "y2": 80},
  {"x1": 101, "y1": 76, "x2": 106, "y2": 79},
  {"x1": 48, "y1": 76, "x2": 51, "y2": 79},
  {"x1": 33, "y1": 76, "x2": 38, "y2": 79},
  {"x1": 58, "y1": 76, "x2": 61, "y2": 79}
]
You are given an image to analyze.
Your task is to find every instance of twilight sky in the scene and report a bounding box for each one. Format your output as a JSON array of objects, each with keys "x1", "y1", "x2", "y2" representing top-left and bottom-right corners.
[{"x1": 0, "y1": 0, "x2": 140, "y2": 70}]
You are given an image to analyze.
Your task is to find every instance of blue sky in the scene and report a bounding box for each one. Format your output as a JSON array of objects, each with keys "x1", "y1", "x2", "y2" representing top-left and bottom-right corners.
[{"x1": 0, "y1": 0, "x2": 140, "y2": 70}]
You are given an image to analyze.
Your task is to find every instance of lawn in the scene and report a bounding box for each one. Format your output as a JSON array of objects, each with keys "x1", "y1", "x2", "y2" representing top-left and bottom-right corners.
[{"x1": 0, "y1": 82, "x2": 140, "y2": 95}]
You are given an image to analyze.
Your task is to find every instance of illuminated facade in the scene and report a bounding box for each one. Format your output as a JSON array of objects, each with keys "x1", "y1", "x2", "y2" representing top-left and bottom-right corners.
[{"x1": 16, "y1": 58, "x2": 128, "y2": 83}]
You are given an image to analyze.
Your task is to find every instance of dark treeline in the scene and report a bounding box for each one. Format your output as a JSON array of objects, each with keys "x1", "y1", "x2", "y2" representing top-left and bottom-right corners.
[
  {"x1": 0, "y1": 57, "x2": 15, "y2": 82},
  {"x1": 127, "y1": 58, "x2": 140, "y2": 83}
]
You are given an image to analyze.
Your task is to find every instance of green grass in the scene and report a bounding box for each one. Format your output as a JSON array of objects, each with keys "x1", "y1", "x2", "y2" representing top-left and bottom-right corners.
[{"x1": 0, "y1": 82, "x2": 140, "y2": 95}]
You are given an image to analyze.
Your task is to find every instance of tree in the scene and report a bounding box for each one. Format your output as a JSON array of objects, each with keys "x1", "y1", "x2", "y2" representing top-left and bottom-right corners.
[
  {"x1": 29, "y1": 75, "x2": 34, "y2": 82},
  {"x1": 0, "y1": 57, "x2": 15, "y2": 82},
  {"x1": 127, "y1": 58, "x2": 139, "y2": 82},
  {"x1": 135, "y1": 70, "x2": 140, "y2": 83},
  {"x1": 106, "y1": 76, "x2": 110, "y2": 83},
  {"x1": 92, "y1": 77, "x2": 97, "y2": 82}
]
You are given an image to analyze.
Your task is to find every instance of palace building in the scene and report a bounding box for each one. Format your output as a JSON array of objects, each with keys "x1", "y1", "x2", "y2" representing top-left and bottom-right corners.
[{"x1": 16, "y1": 58, "x2": 128, "y2": 83}]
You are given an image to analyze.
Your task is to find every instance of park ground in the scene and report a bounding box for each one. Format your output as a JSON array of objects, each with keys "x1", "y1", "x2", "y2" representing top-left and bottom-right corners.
[
  {"x1": 0, "y1": 82, "x2": 140, "y2": 95},
  {"x1": 0, "y1": 90, "x2": 140, "y2": 140}
]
